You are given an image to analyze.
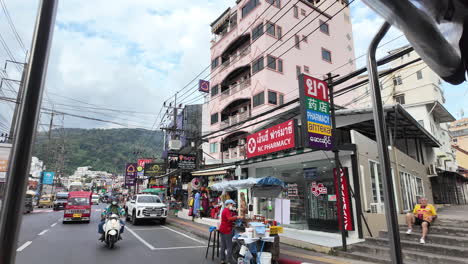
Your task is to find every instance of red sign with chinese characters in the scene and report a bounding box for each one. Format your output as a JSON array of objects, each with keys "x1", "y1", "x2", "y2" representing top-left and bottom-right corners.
[
  {"x1": 334, "y1": 167, "x2": 354, "y2": 231},
  {"x1": 303, "y1": 74, "x2": 329, "y2": 102},
  {"x1": 246, "y1": 120, "x2": 296, "y2": 158}
]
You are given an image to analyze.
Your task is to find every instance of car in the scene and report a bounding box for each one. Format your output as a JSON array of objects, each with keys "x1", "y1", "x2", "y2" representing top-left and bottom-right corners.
[
  {"x1": 91, "y1": 194, "x2": 99, "y2": 205},
  {"x1": 38, "y1": 195, "x2": 53, "y2": 208},
  {"x1": 125, "y1": 194, "x2": 167, "y2": 225},
  {"x1": 53, "y1": 192, "x2": 69, "y2": 210}
]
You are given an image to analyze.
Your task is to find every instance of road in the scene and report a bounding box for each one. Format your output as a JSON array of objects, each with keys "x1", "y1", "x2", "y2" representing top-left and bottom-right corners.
[{"x1": 15, "y1": 204, "x2": 217, "y2": 264}]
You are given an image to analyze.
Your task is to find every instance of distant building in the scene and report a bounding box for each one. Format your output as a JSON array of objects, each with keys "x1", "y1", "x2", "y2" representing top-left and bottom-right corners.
[{"x1": 450, "y1": 118, "x2": 468, "y2": 177}]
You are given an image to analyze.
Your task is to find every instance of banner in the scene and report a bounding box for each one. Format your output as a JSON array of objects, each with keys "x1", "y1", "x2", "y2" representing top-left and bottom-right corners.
[
  {"x1": 199, "y1": 79, "x2": 210, "y2": 93},
  {"x1": 125, "y1": 163, "x2": 138, "y2": 187},
  {"x1": 144, "y1": 163, "x2": 166, "y2": 177},
  {"x1": 42, "y1": 172, "x2": 55, "y2": 185},
  {"x1": 299, "y1": 74, "x2": 333, "y2": 150},
  {"x1": 246, "y1": 119, "x2": 296, "y2": 158},
  {"x1": 334, "y1": 167, "x2": 354, "y2": 231},
  {"x1": 167, "y1": 153, "x2": 196, "y2": 169}
]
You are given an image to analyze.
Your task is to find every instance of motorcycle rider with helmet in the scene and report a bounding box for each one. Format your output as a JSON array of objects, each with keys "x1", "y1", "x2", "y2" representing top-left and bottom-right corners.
[{"x1": 98, "y1": 197, "x2": 125, "y2": 241}]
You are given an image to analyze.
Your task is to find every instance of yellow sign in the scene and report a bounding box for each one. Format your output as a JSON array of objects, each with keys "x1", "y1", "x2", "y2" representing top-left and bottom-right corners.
[
  {"x1": 73, "y1": 214, "x2": 82, "y2": 218},
  {"x1": 0, "y1": 160, "x2": 7, "y2": 172},
  {"x1": 137, "y1": 166, "x2": 143, "y2": 172},
  {"x1": 307, "y1": 122, "x2": 331, "y2": 136}
]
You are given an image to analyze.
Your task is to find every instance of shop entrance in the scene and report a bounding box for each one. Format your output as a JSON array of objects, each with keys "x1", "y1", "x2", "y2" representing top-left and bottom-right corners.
[{"x1": 304, "y1": 167, "x2": 339, "y2": 232}]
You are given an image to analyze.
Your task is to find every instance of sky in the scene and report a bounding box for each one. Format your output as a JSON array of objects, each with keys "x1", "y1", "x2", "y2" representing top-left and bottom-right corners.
[{"x1": 0, "y1": 0, "x2": 466, "y2": 134}]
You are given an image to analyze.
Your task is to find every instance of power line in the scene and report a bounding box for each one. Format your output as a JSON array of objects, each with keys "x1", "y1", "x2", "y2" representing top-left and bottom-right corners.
[{"x1": 0, "y1": 0, "x2": 27, "y2": 54}]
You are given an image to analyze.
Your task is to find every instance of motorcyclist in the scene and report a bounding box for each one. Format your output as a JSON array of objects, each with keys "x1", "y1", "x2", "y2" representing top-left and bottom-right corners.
[{"x1": 98, "y1": 197, "x2": 125, "y2": 241}]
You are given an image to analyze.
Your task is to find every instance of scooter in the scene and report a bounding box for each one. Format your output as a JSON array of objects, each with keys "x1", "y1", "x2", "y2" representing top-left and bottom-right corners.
[{"x1": 102, "y1": 213, "x2": 122, "y2": 249}]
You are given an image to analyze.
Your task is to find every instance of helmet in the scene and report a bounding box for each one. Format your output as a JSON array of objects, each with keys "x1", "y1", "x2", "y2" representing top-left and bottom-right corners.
[{"x1": 111, "y1": 197, "x2": 118, "y2": 205}]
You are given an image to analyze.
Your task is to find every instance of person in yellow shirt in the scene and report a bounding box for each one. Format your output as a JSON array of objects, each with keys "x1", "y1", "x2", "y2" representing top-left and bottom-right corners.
[{"x1": 405, "y1": 197, "x2": 437, "y2": 244}]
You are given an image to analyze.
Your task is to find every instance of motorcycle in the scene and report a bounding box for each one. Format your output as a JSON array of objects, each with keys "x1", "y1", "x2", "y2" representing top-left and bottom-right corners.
[{"x1": 102, "y1": 213, "x2": 122, "y2": 249}]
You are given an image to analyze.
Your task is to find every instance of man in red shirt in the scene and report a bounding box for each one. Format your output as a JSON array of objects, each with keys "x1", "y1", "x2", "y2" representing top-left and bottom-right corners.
[{"x1": 219, "y1": 199, "x2": 243, "y2": 264}]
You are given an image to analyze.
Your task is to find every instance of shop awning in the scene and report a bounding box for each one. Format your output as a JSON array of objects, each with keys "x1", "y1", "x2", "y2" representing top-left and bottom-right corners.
[
  {"x1": 210, "y1": 177, "x2": 285, "y2": 192},
  {"x1": 191, "y1": 165, "x2": 235, "y2": 176}
]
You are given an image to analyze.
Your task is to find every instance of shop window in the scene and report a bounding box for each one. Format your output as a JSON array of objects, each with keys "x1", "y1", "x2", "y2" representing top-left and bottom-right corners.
[
  {"x1": 266, "y1": 0, "x2": 280, "y2": 8},
  {"x1": 252, "y1": 56, "x2": 264, "y2": 74},
  {"x1": 211, "y1": 57, "x2": 219, "y2": 70},
  {"x1": 394, "y1": 94, "x2": 405, "y2": 104},
  {"x1": 266, "y1": 21, "x2": 276, "y2": 37},
  {"x1": 253, "y1": 91, "x2": 265, "y2": 107},
  {"x1": 293, "y1": 5, "x2": 298, "y2": 18},
  {"x1": 416, "y1": 70, "x2": 423, "y2": 80},
  {"x1": 295, "y1": 35, "x2": 300, "y2": 49},
  {"x1": 319, "y1": 21, "x2": 329, "y2": 35},
  {"x1": 210, "y1": 143, "x2": 218, "y2": 153},
  {"x1": 211, "y1": 113, "x2": 219, "y2": 124},
  {"x1": 268, "y1": 91, "x2": 277, "y2": 105},
  {"x1": 211, "y1": 84, "x2": 219, "y2": 97},
  {"x1": 252, "y1": 23, "x2": 264, "y2": 41},
  {"x1": 321, "y1": 48, "x2": 332, "y2": 62},
  {"x1": 242, "y1": 0, "x2": 260, "y2": 18}
]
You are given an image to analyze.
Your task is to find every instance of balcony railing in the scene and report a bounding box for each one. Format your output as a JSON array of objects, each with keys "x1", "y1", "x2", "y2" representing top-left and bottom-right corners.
[
  {"x1": 219, "y1": 78, "x2": 251, "y2": 100},
  {"x1": 219, "y1": 111, "x2": 251, "y2": 129},
  {"x1": 222, "y1": 146, "x2": 246, "y2": 160},
  {"x1": 220, "y1": 46, "x2": 251, "y2": 70}
]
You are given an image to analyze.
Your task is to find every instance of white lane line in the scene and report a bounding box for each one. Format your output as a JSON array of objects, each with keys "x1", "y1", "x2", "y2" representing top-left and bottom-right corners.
[
  {"x1": 17, "y1": 241, "x2": 32, "y2": 252},
  {"x1": 50, "y1": 223, "x2": 57, "y2": 227},
  {"x1": 152, "y1": 246, "x2": 206, "y2": 251},
  {"x1": 38, "y1": 229, "x2": 48, "y2": 236},
  {"x1": 130, "y1": 227, "x2": 165, "y2": 231},
  {"x1": 126, "y1": 226, "x2": 156, "y2": 250},
  {"x1": 161, "y1": 226, "x2": 204, "y2": 244}
]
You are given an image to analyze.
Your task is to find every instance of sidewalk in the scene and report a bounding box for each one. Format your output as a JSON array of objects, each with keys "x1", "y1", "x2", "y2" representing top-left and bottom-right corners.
[
  {"x1": 437, "y1": 204, "x2": 468, "y2": 221},
  {"x1": 167, "y1": 216, "x2": 371, "y2": 264}
]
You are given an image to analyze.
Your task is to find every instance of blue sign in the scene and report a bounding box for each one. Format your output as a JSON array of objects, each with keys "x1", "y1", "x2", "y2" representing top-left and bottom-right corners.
[
  {"x1": 304, "y1": 168, "x2": 318, "y2": 179},
  {"x1": 306, "y1": 110, "x2": 331, "y2": 126},
  {"x1": 42, "y1": 172, "x2": 55, "y2": 185}
]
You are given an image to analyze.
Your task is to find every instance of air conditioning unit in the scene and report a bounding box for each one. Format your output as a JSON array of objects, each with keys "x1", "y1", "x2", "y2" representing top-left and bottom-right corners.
[
  {"x1": 370, "y1": 203, "x2": 384, "y2": 214},
  {"x1": 168, "y1": 139, "x2": 181, "y2": 150},
  {"x1": 239, "y1": 139, "x2": 246, "y2": 145},
  {"x1": 427, "y1": 164, "x2": 437, "y2": 176}
]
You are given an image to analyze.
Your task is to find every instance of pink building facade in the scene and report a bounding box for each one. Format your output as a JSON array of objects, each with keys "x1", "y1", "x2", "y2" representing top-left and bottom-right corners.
[{"x1": 203, "y1": 0, "x2": 356, "y2": 164}]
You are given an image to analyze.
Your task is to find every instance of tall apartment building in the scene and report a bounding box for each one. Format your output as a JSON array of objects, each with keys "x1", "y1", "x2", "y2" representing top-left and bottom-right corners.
[{"x1": 202, "y1": 0, "x2": 355, "y2": 164}]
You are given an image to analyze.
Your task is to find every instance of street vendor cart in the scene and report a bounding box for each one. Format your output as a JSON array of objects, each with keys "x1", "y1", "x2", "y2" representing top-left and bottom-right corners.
[{"x1": 210, "y1": 177, "x2": 285, "y2": 264}]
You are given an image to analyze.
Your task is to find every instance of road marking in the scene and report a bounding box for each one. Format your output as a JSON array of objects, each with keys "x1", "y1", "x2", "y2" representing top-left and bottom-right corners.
[
  {"x1": 17, "y1": 241, "x2": 32, "y2": 252},
  {"x1": 131, "y1": 227, "x2": 165, "y2": 231},
  {"x1": 126, "y1": 226, "x2": 156, "y2": 250},
  {"x1": 152, "y1": 245, "x2": 206, "y2": 250},
  {"x1": 38, "y1": 229, "x2": 48, "y2": 236},
  {"x1": 51, "y1": 223, "x2": 57, "y2": 227},
  {"x1": 161, "y1": 226, "x2": 204, "y2": 244}
]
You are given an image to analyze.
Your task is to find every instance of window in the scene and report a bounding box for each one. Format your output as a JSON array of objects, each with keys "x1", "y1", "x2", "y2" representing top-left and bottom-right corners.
[
  {"x1": 393, "y1": 76, "x2": 402, "y2": 85},
  {"x1": 302, "y1": 35, "x2": 308, "y2": 43},
  {"x1": 296, "y1": 65, "x2": 301, "y2": 77},
  {"x1": 295, "y1": 35, "x2": 300, "y2": 49},
  {"x1": 279, "y1": 94, "x2": 284, "y2": 105},
  {"x1": 369, "y1": 161, "x2": 384, "y2": 204},
  {"x1": 211, "y1": 57, "x2": 219, "y2": 69},
  {"x1": 211, "y1": 113, "x2": 219, "y2": 124},
  {"x1": 252, "y1": 56, "x2": 264, "y2": 74},
  {"x1": 319, "y1": 21, "x2": 329, "y2": 35},
  {"x1": 138, "y1": 196, "x2": 162, "y2": 203},
  {"x1": 321, "y1": 48, "x2": 332, "y2": 62},
  {"x1": 267, "y1": 55, "x2": 276, "y2": 70},
  {"x1": 394, "y1": 94, "x2": 405, "y2": 104},
  {"x1": 301, "y1": 9, "x2": 306, "y2": 16},
  {"x1": 211, "y1": 84, "x2": 219, "y2": 97},
  {"x1": 252, "y1": 23, "x2": 264, "y2": 41},
  {"x1": 304, "y1": 66, "x2": 309, "y2": 73},
  {"x1": 210, "y1": 143, "x2": 218, "y2": 153},
  {"x1": 293, "y1": 5, "x2": 298, "y2": 18},
  {"x1": 253, "y1": 91, "x2": 265, "y2": 107},
  {"x1": 277, "y1": 59, "x2": 283, "y2": 73},
  {"x1": 400, "y1": 172, "x2": 423, "y2": 212},
  {"x1": 277, "y1": 26, "x2": 282, "y2": 40},
  {"x1": 268, "y1": 91, "x2": 277, "y2": 105},
  {"x1": 416, "y1": 70, "x2": 423, "y2": 80},
  {"x1": 266, "y1": 21, "x2": 275, "y2": 36},
  {"x1": 242, "y1": 0, "x2": 260, "y2": 18},
  {"x1": 266, "y1": 0, "x2": 280, "y2": 8}
]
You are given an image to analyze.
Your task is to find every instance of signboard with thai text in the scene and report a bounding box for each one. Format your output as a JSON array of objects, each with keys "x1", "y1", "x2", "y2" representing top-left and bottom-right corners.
[
  {"x1": 299, "y1": 74, "x2": 333, "y2": 150},
  {"x1": 144, "y1": 163, "x2": 166, "y2": 177},
  {"x1": 125, "y1": 163, "x2": 138, "y2": 187},
  {"x1": 333, "y1": 167, "x2": 354, "y2": 231},
  {"x1": 167, "y1": 153, "x2": 196, "y2": 169},
  {"x1": 246, "y1": 119, "x2": 296, "y2": 158}
]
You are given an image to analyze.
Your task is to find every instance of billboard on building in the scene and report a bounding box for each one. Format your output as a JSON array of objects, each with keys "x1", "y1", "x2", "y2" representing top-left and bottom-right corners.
[
  {"x1": 42, "y1": 172, "x2": 55, "y2": 185},
  {"x1": 167, "y1": 153, "x2": 196, "y2": 169},
  {"x1": 334, "y1": 167, "x2": 354, "y2": 231},
  {"x1": 298, "y1": 74, "x2": 333, "y2": 150},
  {"x1": 144, "y1": 163, "x2": 167, "y2": 177},
  {"x1": 125, "y1": 163, "x2": 137, "y2": 187},
  {"x1": 246, "y1": 120, "x2": 296, "y2": 159}
]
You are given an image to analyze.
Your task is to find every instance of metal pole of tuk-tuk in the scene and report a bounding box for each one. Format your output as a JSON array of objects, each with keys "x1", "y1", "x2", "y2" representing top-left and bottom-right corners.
[
  {"x1": 0, "y1": 1, "x2": 58, "y2": 263},
  {"x1": 367, "y1": 22, "x2": 403, "y2": 264}
]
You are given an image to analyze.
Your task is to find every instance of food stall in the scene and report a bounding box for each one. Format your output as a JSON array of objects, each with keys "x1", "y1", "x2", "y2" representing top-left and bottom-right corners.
[{"x1": 210, "y1": 177, "x2": 285, "y2": 264}]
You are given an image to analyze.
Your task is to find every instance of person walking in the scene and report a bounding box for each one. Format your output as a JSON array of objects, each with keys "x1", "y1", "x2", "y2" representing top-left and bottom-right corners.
[
  {"x1": 406, "y1": 197, "x2": 437, "y2": 244},
  {"x1": 219, "y1": 199, "x2": 243, "y2": 264}
]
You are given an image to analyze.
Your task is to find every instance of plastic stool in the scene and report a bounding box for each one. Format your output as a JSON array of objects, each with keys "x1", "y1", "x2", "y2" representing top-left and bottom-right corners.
[{"x1": 205, "y1": 226, "x2": 219, "y2": 260}]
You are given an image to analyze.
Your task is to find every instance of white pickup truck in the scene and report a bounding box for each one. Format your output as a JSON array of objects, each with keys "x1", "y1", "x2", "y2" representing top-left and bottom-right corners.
[{"x1": 125, "y1": 194, "x2": 167, "y2": 225}]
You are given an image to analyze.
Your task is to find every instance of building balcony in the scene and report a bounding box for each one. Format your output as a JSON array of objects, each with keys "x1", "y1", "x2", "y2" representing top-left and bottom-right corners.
[
  {"x1": 222, "y1": 146, "x2": 246, "y2": 160},
  {"x1": 220, "y1": 110, "x2": 251, "y2": 129},
  {"x1": 220, "y1": 78, "x2": 251, "y2": 100}
]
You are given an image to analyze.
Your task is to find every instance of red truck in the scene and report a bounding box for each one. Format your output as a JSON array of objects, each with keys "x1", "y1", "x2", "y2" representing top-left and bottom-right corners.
[{"x1": 63, "y1": 191, "x2": 92, "y2": 224}]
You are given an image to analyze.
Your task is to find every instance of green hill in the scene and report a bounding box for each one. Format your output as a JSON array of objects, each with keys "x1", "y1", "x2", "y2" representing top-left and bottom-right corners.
[{"x1": 33, "y1": 128, "x2": 164, "y2": 176}]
